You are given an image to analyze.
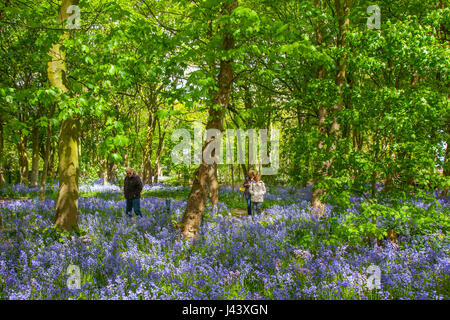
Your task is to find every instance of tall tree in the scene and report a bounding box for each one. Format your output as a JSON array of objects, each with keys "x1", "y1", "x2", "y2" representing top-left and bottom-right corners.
[
  {"x1": 0, "y1": 121, "x2": 4, "y2": 186},
  {"x1": 29, "y1": 117, "x2": 41, "y2": 188},
  {"x1": 40, "y1": 104, "x2": 55, "y2": 200},
  {"x1": 153, "y1": 116, "x2": 168, "y2": 183},
  {"x1": 48, "y1": 0, "x2": 80, "y2": 231},
  {"x1": 311, "y1": 0, "x2": 351, "y2": 214},
  {"x1": 180, "y1": 0, "x2": 238, "y2": 241}
]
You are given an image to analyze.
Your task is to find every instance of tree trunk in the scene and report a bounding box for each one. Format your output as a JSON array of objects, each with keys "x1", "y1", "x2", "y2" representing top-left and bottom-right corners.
[
  {"x1": 30, "y1": 125, "x2": 40, "y2": 187},
  {"x1": 383, "y1": 136, "x2": 395, "y2": 193},
  {"x1": 142, "y1": 113, "x2": 157, "y2": 185},
  {"x1": 48, "y1": 140, "x2": 56, "y2": 179},
  {"x1": 153, "y1": 117, "x2": 167, "y2": 183},
  {"x1": 107, "y1": 160, "x2": 114, "y2": 183},
  {"x1": 54, "y1": 118, "x2": 80, "y2": 231},
  {"x1": 103, "y1": 157, "x2": 108, "y2": 185},
  {"x1": 0, "y1": 0, "x2": 9, "y2": 204},
  {"x1": 441, "y1": 123, "x2": 449, "y2": 197},
  {"x1": 311, "y1": 0, "x2": 327, "y2": 213},
  {"x1": 231, "y1": 164, "x2": 234, "y2": 192},
  {"x1": 371, "y1": 171, "x2": 377, "y2": 198},
  {"x1": 353, "y1": 127, "x2": 363, "y2": 151},
  {"x1": 102, "y1": 155, "x2": 115, "y2": 185},
  {"x1": 242, "y1": 85, "x2": 255, "y2": 174},
  {"x1": 240, "y1": 163, "x2": 248, "y2": 179},
  {"x1": 237, "y1": 164, "x2": 240, "y2": 184},
  {"x1": 125, "y1": 153, "x2": 129, "y2": 168},
  {"x1": 180, "y1": 0, "x2": 238, "y2": 241},
  {"x1": 311, "y1": 81, "x2": 327, "y2": 213},
  {"x1": 50, "y1": 0, "x2": 80, "y2": 232},
  {"x1": 0, "y1": 121, "x2": 5, "y2": 186},
  {"x1": 311, "y1": 0, "x2": 350, "y2": 215},
  {"x1": 18, "y1": 133, "x2": 29, "y2": 185},
  {"x1": 40, "y1": 110, "x2": 53, "y2": 201},
  {"x1": 40, "y1": 136, "x2": 51, "y2": 201},
  {"x1": 441, "y1": 155, "x2": 449, "y2": 197}
]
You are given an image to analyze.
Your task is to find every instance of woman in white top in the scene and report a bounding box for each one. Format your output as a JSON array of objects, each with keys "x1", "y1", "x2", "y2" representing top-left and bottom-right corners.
[{"x1": 249, "y1": 174, "x2": 266, "y2": 217}]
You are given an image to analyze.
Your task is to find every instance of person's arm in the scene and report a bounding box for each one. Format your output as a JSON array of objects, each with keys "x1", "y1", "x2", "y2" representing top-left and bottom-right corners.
[
  {"x1": 262, "y1": 182, "x2": 266, "y2": 195},
  {"x1": 137, "y1": 176, "x2": 143, "y2": 192},
  {"x1": 133, "y1": 176, "x2": 142, "y2": 198},
  {"x1": 243, "y1": 178, "x2": 251, "y2": 188}
]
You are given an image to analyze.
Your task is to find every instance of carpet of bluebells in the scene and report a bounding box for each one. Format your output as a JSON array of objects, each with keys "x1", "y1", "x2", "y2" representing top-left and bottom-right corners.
[{"x1": 0, "y1": 182, "x2": 449, "y2": 300}]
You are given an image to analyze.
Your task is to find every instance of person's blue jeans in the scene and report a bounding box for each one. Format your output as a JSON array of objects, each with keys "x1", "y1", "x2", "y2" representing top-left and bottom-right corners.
[
  {"x1": 126, "y1": 198, "x2": 143, "y2": 217},
  {"x1": 247, "y1": 194, "x2": 252, "y2": 216}
]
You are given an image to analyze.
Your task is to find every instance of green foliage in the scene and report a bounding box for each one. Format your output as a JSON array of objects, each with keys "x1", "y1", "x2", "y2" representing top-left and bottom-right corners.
[
  {"x1": 335, "y1": 199, "x2": 449, "y2": 246},
  {"x1": 41, "y1": 226, "x2": 86, "y2": 245}
]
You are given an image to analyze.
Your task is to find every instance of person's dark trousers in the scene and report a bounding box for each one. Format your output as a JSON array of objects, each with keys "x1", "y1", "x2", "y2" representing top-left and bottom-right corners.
[
  {"x1": 247, "y1": 194, "x2": 252, "y2": 216},
  {"x1": 126, "y1": 198, "x2": 143, "y2": 217},
  {"x1": 253, "y1": 202, "x2": 262, "y2": 215}
]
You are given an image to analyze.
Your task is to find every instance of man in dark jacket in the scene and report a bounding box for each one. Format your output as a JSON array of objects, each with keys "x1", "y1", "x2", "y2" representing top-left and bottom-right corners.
[{"x1": 124, "y1": 167, "x2": 143, "y2": 218}]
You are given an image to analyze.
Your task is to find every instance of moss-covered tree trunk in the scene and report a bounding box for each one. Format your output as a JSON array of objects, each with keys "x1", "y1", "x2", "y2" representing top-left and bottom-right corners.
[
  {"x1": 180, "y1": 0, "x2": 238, "y2": 241},
  {"x1": 54, "y1": 118, "x2": 80, "y2": 230},
  {"x1": 49, "y1": 0, "x2": 80, "y2": 232}
]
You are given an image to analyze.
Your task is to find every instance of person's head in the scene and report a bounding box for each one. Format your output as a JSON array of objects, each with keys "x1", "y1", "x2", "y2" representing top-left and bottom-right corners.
[
  {"x1": 249, "y1": 170, "x2": 256, "y2": 179},
  {"x1": 125, "y1": 167, "x2": 133, "y2": 177},
  {"x1": 255, "y1": 174, "x2": 261, "y2": 182}
]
